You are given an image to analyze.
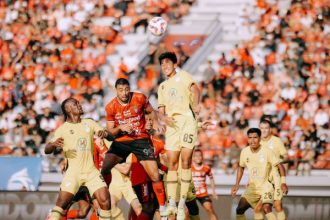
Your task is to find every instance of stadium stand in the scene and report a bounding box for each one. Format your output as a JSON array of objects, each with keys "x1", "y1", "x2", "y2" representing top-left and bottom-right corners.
[{"x1": 0, "y1": 0, "x2": 329, "y2": 181}]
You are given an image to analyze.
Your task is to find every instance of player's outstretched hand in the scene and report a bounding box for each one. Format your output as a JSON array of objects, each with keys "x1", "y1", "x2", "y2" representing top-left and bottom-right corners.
[
  {"x1": 163, "y1": 116, "x2": 176, "y2": 127},
  {"x1": 212, "y1": 193, "x2": 218, "y2": 200},
  {"x1": 200, "y1": 121, "x2": 215, "y2": 130},
  {"x1": 154, "y1": 121, "x2": 166, "y2": 133},
  {"x1": 231, "y1": 185, "x2": 239, "y2": 197},
  {"x1": 53, "y1": 138, "x2": 64, "y2": 148},
  {"x1": 97, "y1": 129, "x2": 109, "y2": 139},
  {"x1": 119, "y1": 123, "x2": 133, "y2": 133},
  {"x1": 281, "y1": 183, "x2": 288, "y2": 195}
]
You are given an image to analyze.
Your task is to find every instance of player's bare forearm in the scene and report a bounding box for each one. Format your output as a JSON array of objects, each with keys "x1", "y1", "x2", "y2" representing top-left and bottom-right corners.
[
  {"x1": 44, "y1": 142, "x2": 56, "y2": 154},
  {"x1": 210, "y1": 177, "x2": 216, "y2": 195},
  {"x1": 277, "y1": 163, "x2": 286, "y2": 177},
  {"x1": 190, "y1": 83, "x2": 201, "y2": 109},
  {"x1": 114, "y1": 163, "x2": 131, "y2": 175},
  {"x1": 106, "y1": 121, "x2": 121, "y2": 136},
  {"x1": 45, "y1": 138, "x2": 63, "y2": 154},
  {"x1": 235, "y1": 166, "x2": 244, "y2": 185}
]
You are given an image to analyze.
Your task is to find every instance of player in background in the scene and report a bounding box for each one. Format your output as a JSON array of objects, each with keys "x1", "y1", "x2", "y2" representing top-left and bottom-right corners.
[
  {"x1": 231, "y1": 128, "x2": 288, "y2": 220},
  {"x1": 44, "y1": 98, "x2": 112, "y2": 220},
  {"x1": 157, "y1": 52, "x2": 201, "y2": 219},
  {"x1": 191, "y1": 149, "x2": 219, "y2": 220},
  {"x1": 260, "y1": 119, "x2": 288, "y2": 220},
  {"x1": 128, "y1": 112, "x2": 167, "y2": 220},
  {"x1": 101, "y1": 78, "x2": 167, "y2": 218}
]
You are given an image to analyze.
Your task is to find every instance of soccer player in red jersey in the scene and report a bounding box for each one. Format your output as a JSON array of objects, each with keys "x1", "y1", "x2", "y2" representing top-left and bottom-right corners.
[
  {"x1": 101, "y1": 78, "x2": 167, "y2": 218},
  {"x1": 192, "y1": 149, "x2": 219, "y2": 220}
]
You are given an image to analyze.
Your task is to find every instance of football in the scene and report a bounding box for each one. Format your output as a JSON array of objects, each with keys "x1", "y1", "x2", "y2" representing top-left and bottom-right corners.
[{"x1": 148, "y1": 17, "x2": 167, "y2": 36}]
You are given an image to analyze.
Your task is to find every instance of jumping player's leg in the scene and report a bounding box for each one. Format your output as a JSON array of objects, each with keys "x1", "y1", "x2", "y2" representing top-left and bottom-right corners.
[
  {"x1": 66, "y1": 200, "x2": 91, "y2": 219},
  {"x1": 101, "y1": 152, "x2": 124, "y2": 186},
  {"x1": 140, "y1": 160, "x2": 166, "y2": 212},
  {"x1": 92, "y1": 187, "x2": 111, "y2": 220},
  {"x1": 165, "y1": 150, "x2": 180, "y2": 209},
  {"x1": 111, "y1": 194, "x2": 125, "y2": 220},
  {"x1": 236, "y1": 197, "x2": 251, "y2": 220},
  {"x1": 49, "y1": 191, "x2": 75, "y2": 220}
]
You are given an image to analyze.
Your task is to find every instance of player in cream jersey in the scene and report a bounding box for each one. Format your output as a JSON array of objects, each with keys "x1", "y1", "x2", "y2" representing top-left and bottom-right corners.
[
  {"x1": 157, "y1": 52, "x2": 200, "y2": 219},
  {"x1": 45, "y1": 98, "x2": 112, "y2": 220},
  {"x1": 260, "y1": 119, "x2": 288, "y2": 220},
  {"x1": 231, "y1": 128, "x2": 288, "y2": 220}
]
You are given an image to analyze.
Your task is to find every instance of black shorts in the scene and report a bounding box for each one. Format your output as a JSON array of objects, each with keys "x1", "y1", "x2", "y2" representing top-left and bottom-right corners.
[
  {"x1": 107, "y1": 138, "x2": 155, "y2": 161},
  {"x1": 133, "y1": 182, "x2": 158, "y2": 211},
  {"x1": 196, "y1": 195, "x2": 212, "y2": 204},
  {"x1": 72, "y1": 186, "x2": 92, "y2": 203}
]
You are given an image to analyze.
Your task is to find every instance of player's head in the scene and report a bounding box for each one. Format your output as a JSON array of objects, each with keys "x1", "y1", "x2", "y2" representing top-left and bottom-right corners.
[
  {"x1": 259, "y1": 119, "x2": 272, "y2": 139},
  {"x1": 193, "y1": 148, "x2": 203, "y2": 165},
  {"x1": 159, "y1": 52, "x2": 177, "y2": 77},
  {"x1": 247, "y1": 128, "x2": 261, "y2": 149},
  {"x1": 115, "y1": 78, "x2": 130, "y2": 103},
  {"x1": 145, "y1": 112, "x2": 153, "y2": 132},
  {"x1": 61, "y1": 98, "x2": 83, "y2": 121}
]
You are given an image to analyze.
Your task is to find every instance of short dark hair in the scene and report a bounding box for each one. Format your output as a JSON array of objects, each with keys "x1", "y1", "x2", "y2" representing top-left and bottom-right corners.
[
  {"x1": 247, "y1": 128, "x2": 261, "y2": 137},
  {"x1": 159, "y1": 52, "x2": 177, "y2": 64},
  {"x1": 61, "y1": 98, "x2": 75, "y2": 121},
  {"x1": 115, "y1": 78, "x2": 130, "y2": 88},
  {"x1": 194, "y1": 148, "x2": 203, "y2": 155},
  {"x1": 260, "y1": 118, "x2": 272, "y2": 127}
]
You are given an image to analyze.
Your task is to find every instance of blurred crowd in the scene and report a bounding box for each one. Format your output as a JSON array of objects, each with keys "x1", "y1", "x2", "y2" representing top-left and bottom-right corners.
[
  {"x1": 0, "y1": 0, "x2": 328, "y2": 175},
  {"x1": 195, "y1": 0, "x2": 329, "y2": 174},
  {"x1": 0, "y1": 0, "x2": 195, "y2": 172}
]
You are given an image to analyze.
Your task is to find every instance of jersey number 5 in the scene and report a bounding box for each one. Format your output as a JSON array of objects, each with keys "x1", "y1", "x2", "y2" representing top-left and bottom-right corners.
[{"x1": 183, "y1": 133, "x2": 193, "y2": 144}]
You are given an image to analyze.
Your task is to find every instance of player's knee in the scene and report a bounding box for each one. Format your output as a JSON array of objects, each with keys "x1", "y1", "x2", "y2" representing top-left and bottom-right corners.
[
  {"x1": 236, "y1": 206, "x2": 246, "y2": 215},
  {"x1": 97, "y1": 196, "x2": 111, "y2": 210},
  {"x1": 181, "y1": 160, "x2": 192, "y2": 169},
  {"x1": 262, "y1": 204, "x2": 272, "y2": 214},
  {"x1": 186, "y1": 199, "x2": 199, "y2": 216}
]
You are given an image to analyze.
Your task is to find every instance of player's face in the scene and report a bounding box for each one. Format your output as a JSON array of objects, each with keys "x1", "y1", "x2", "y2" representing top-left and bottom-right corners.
[
  {"x1": 160, "y1": 58, "x2": 176, "y2": 77},
  {"x1": 116, "y1": 84, "x2": 130, "y2": 103},
  {"x1": 145, "y1": 114, "x2": 153, "y2": 131},
  {"x1": 259, "y1": 123, "x2": 271, "y2": 139},
  {"x1": 193, "y1": 151, "x2": 203, "y2": 164},
  {"x1": 248, "y1": 133, "x2": 261, "y2": 149},
  {"x1": 67, "y1": 99, "x2": 84, "y2": 115}
]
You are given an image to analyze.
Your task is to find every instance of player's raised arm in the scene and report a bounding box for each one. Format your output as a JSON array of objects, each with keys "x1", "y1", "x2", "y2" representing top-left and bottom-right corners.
[{"x1": 45, "y1": 137, "x2": 64, "y2": 154}]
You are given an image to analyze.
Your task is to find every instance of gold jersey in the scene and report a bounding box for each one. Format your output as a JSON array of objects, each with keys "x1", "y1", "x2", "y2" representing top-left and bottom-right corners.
[
  {"x1": 239, "y1": 146, "x2": 280, "y2": 190},
  {"x1": 53, "y1": 119, "x2": 103, "y2": 173},
  {"x1": 261, "y1": 135, "x2": 287, "y2": 160},
  {"x1": 158, "y1": 70, "x2": 195, "y2": 117}
]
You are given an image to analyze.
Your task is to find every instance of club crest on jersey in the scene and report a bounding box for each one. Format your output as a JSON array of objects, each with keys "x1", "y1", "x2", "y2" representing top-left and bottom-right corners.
[
  {"x1": 133, "y1": 106, "x2": 138, "y2": 113},
  {"x1": 169, "y1": 88, "x2": 177, "y2": 97}
]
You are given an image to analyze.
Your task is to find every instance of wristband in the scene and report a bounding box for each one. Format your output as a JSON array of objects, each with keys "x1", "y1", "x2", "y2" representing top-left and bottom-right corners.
[
  {"x1": 281, "y1": 176, "x2": 286, "y2": 184},
  {"x1": 197, "y1": 122, "x2": 202, "y2": 128}
]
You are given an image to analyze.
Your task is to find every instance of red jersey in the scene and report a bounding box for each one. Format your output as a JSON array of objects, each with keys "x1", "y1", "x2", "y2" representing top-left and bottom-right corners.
[
  {"x1": 130, "y1": 135, "x2": 165, "y2": 186},
  {"x1": 191, "y1": 163, "x2": 213, "y2": 197},
  {"x1": 93, "y1": 137, "x2": 108, "y2": 170},
  {"x1": 105, "y1": 92, "x2": 150, "y2": 142}
]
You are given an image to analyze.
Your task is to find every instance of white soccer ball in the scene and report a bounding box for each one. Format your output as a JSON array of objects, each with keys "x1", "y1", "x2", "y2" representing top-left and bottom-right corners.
[{"x1": 148, "y1": 17, "x2": 167, "y2": 36}]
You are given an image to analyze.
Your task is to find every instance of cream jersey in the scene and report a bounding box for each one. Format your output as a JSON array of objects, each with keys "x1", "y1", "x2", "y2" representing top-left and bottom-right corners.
[
  {"x1": 158, "y1": 70, "x2": 195, "y2": 117},
  {"x1": 239, "y1": 146, "x2": 280, "y2": 190},
  {"x1": 53, "y1": 119, "x2": 103, "y2": 173},
  {"x1": 261, "y1": 135, "x2": 287, "y2": 160}
]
